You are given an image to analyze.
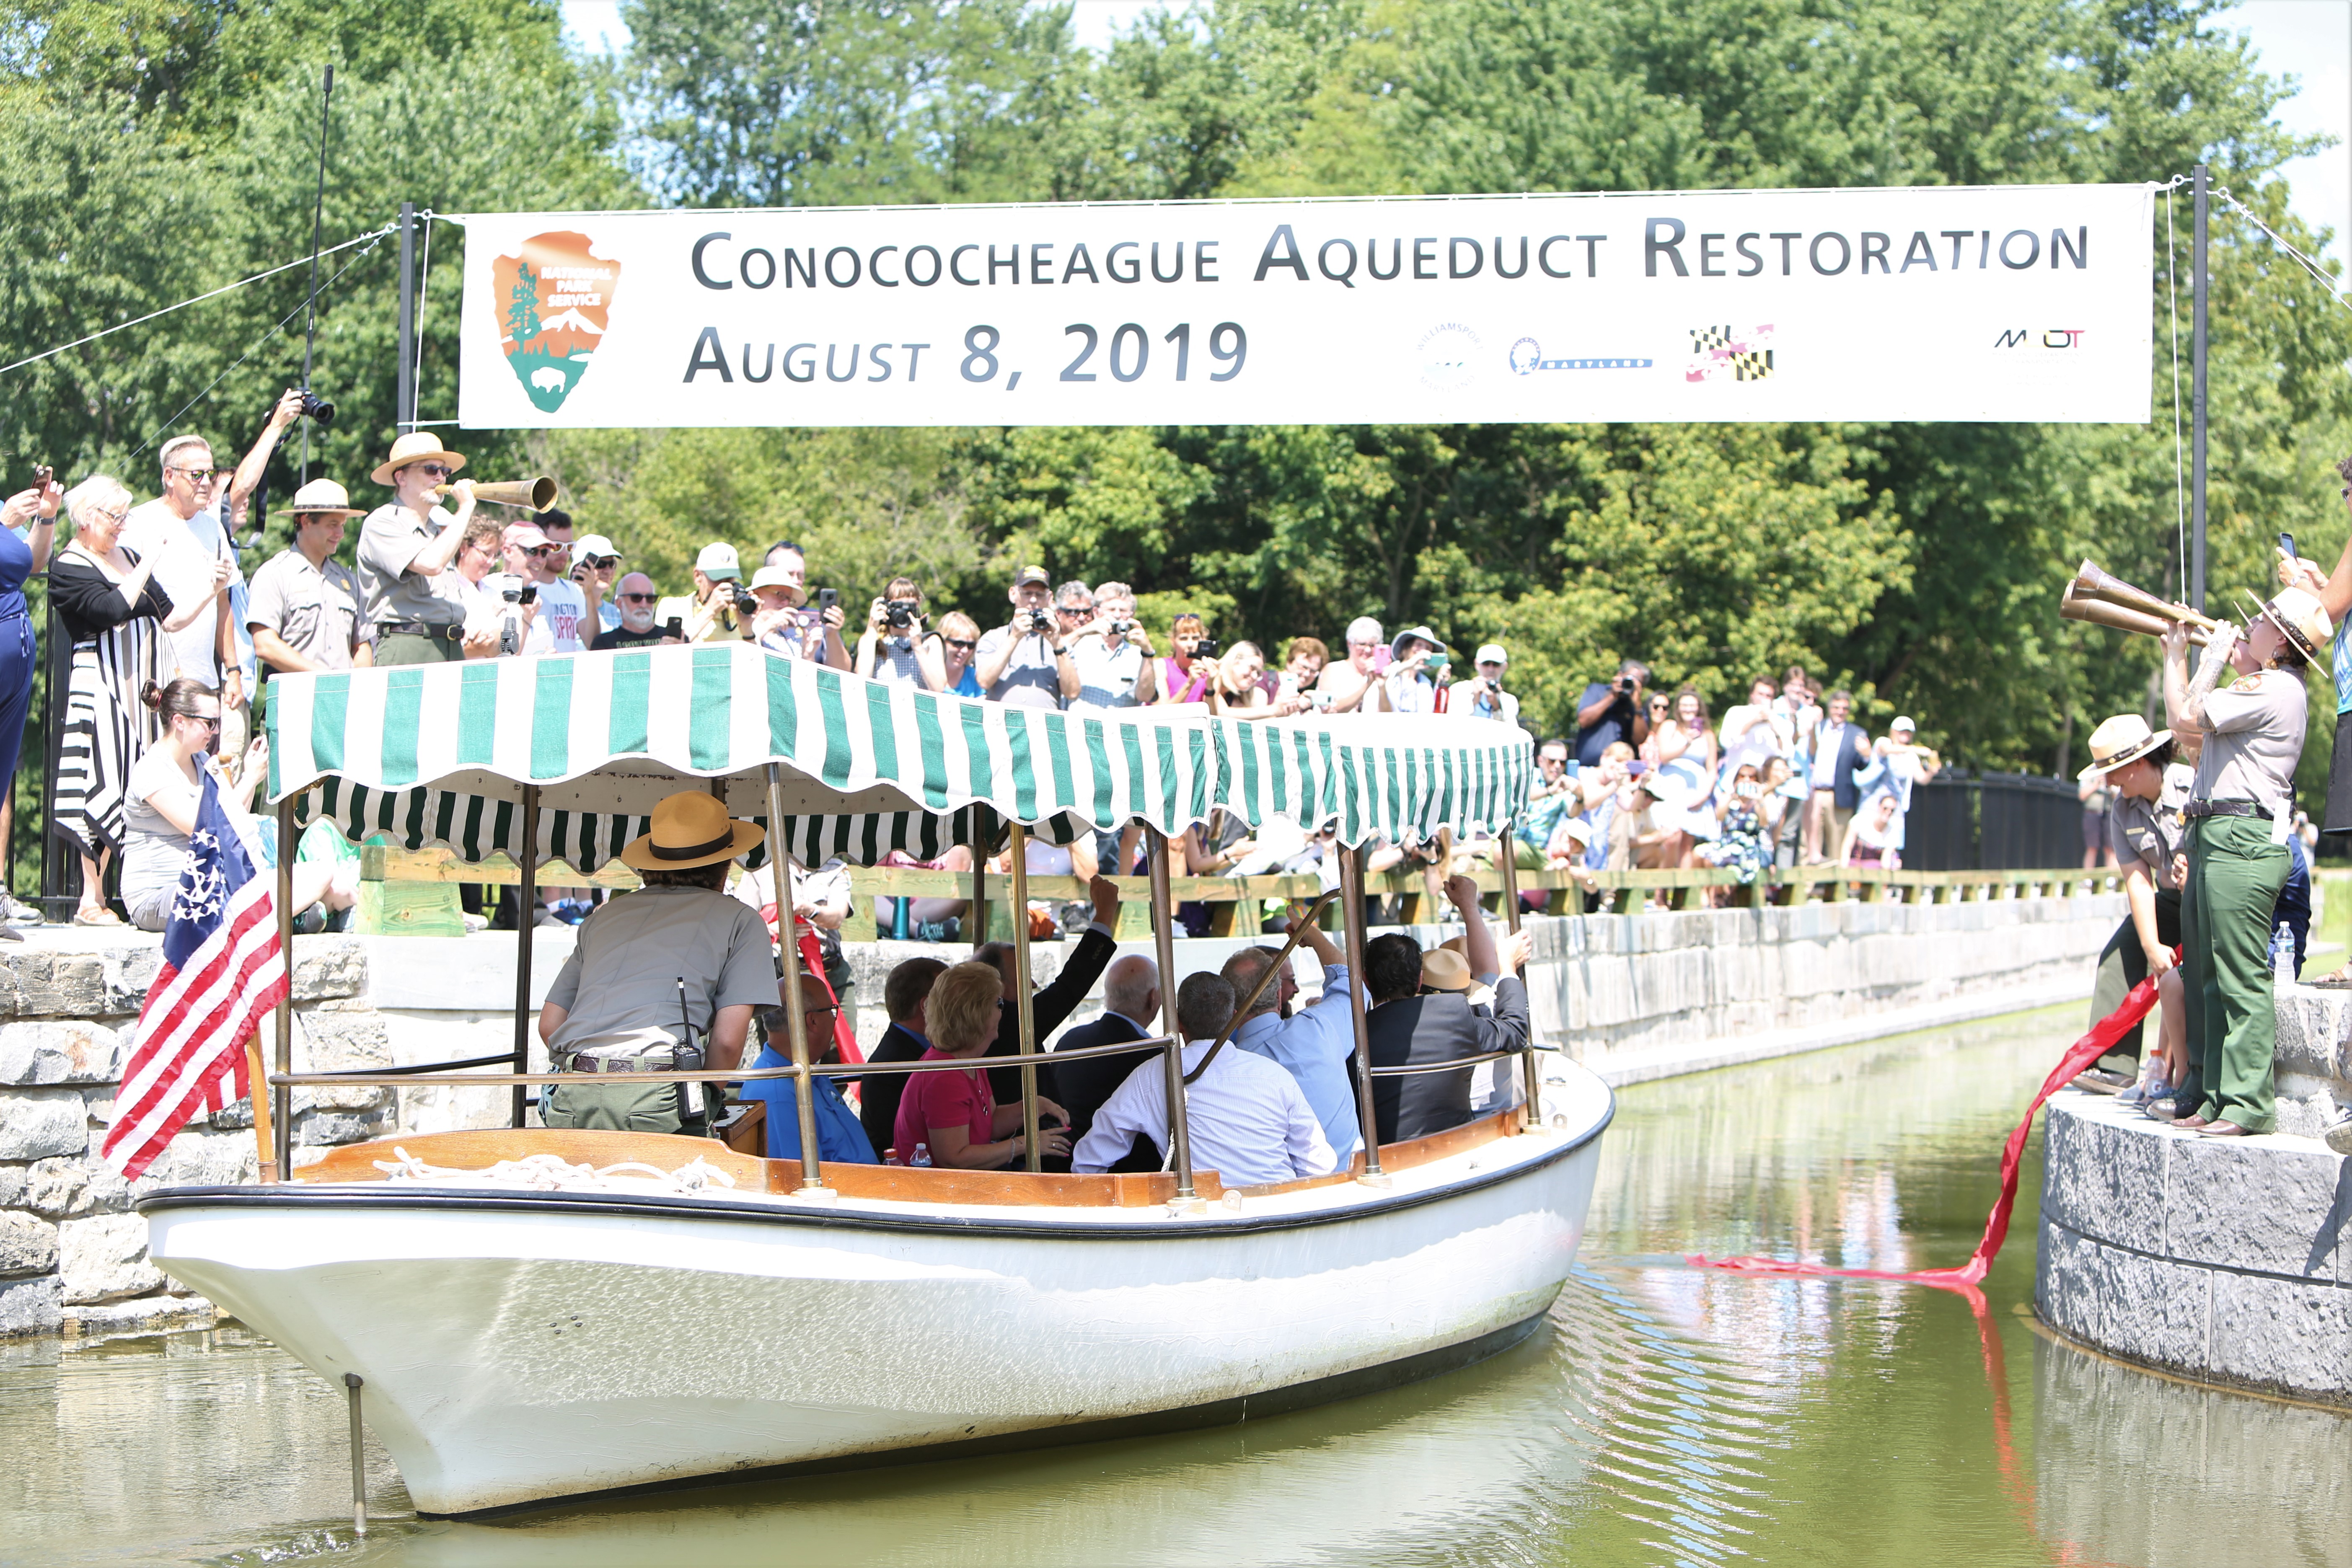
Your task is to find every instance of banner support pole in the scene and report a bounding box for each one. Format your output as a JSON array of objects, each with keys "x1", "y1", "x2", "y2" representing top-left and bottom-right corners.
[
  {"x1": 394, "y1": 202, "x2": 417, "y2": 433},
  {"x1": 2191, "y1": 162, "x2": 2209, "y2": 614}
]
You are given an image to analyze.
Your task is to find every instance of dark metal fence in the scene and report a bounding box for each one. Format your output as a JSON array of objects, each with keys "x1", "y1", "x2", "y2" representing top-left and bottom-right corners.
[{"x1": 1904, "y1": 770, "x2": 2084, "y2": 871}]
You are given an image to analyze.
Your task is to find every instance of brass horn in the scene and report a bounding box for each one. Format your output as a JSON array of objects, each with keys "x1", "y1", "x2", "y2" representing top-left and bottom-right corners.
[
  {"x1": 2070, "y1": 559, "x2": 2223, "y2": 632},
  {"x1": 436, "y1": 476, "x2": 558, "y2": 510},
  {"x1": 2060, "y1": 579, "x2": 2211, "y2": 645}
]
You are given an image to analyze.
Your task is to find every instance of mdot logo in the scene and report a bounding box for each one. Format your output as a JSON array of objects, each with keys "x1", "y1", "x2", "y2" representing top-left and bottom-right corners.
[
  {"x1": 492, "y1": 231, "x2": 622, "y2": 413},
  {"x1": 1417, "y1": 323, "x2": 1482, "y2": 390},
  {"x1": 1508, "y1": 338, "x2": 1653, "y2": 375},
  {"x1": 1994, "y1": 328, "x2": 2085, "y2": 349}
]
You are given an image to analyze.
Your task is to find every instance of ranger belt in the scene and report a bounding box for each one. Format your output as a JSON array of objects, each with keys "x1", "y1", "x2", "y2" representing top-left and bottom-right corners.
[
  {"x1": 377, "y1": 621, "x2": 464, "y2": 640},
  {"x1": 558, "y1": 1045, "x2": 706, "y2": 1075},
  {"x1": 2183, "y1": 798, "x2": 2268, "y2": 820}
]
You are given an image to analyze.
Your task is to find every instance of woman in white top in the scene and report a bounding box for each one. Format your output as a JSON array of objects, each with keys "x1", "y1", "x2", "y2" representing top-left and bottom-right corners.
[
  {"x1": 1211, "y1": 641, "x2": 1303, "y2": 719},
  {"x1": 1839, "y1": 789, "x2": 1902, "y2": 871},
  {"x1": 121, "y1": 678, "x2": 358, "y2": 931}
]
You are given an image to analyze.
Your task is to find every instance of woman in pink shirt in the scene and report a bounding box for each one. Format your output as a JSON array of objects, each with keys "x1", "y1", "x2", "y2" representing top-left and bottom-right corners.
[{"x1": 894, "y1": 961, "x2": 1071, "y2": 1168}]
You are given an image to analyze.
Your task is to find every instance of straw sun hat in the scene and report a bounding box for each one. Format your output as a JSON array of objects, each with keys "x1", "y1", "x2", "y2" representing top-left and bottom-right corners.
[{"x1": 619, "y1": 791, "x2": 764, "y2": 872}]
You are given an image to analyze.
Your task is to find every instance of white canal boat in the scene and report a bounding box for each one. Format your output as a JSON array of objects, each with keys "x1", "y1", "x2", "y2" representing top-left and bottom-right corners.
[{"x1": 139, "y1": 646, "x2": 1610, "y2": 1518}]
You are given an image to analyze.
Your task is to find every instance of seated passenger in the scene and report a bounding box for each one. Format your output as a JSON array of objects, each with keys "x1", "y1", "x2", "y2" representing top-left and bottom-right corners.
[
  {"x1": 1362, "y1": 932, "x2": 1481, "y2": 1146},
  {"x1": 539, "y1": 790, "x2": 776, "y2": 1136},
  {"x1": 1072, "y1": 974, "x2": 1337, "y2": 1186},
  {"x1": 858, "y1": 956, "x2": 948, "y2": 1158},
  {"x1": 1050, "y1": 955, "x2": 1162, "y2": 1145},
  {"x1": 970, "y1": 873, "x2": 1123, "y2": 1105},
  {"x1": 1221, "y1": 912, "x2": 1363, "y2": 1162},
  {"x1": 741, "y1": 966, "x2": 878, "y2": 1164},
  {"x1": 1422, "y1": 874, "x2": 1534, "y2": 1113},
  {"x1": 894, "y1": 961, "x2": 1072, "y2": 1169}
]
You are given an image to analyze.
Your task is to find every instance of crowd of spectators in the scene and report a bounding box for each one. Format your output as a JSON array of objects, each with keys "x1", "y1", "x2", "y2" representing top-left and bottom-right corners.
[{"x1": 1523, "y1": 661, "x2": 1940, "y2": 901}]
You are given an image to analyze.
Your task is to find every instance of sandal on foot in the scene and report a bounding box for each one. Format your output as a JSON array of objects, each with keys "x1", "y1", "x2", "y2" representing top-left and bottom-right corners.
[{"x1": 72, "y1": 907, "x2": 121, "y2": 926}]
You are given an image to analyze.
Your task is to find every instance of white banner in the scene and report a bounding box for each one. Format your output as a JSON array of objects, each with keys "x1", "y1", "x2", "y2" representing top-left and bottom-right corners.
[{"x1": 454, "y1": 183, "x2": 2152, "y2": 429}]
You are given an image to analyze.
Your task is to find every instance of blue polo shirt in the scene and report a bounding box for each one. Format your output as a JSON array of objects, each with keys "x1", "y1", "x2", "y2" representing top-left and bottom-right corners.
[
  {"x1": 743, "y1": 1043, "x2": 878, "y2": 1164},
  {"x1": 1231, "y1": 966, "x2": 1364, "y2": 1159}
]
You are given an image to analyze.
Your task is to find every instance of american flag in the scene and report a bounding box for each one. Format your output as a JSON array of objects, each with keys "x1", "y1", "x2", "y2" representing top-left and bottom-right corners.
[{"x1": 100, "y1": 771, "x2": 289, "y2": 1179}]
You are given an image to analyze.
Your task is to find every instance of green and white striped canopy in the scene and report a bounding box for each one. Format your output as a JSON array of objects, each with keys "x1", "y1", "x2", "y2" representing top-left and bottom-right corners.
[{"x1": 267, "y1": 644, "x2": 1532, "y2": 869}]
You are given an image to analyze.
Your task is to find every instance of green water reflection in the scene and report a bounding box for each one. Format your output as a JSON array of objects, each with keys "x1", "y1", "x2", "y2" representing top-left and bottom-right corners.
[{"x1": 2, "y1": 1004, "x2": 2344, "y2": 1566}]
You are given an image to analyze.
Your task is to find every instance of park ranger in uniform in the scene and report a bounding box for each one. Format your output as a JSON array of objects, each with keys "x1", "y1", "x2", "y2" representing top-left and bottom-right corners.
[
  {"x1": 2158, "y1": 586, "x2": 2329, "y2": 1137},
  {"x1": 2074, "y1": 715, "x2": 2185, "y2": 1092},
  {"x1": 537, "y1": 790, "x2": 776, "y2": 1134}
]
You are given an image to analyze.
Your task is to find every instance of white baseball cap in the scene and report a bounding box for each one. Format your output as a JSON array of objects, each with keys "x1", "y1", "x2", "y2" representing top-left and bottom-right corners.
[
  {"x1": 1891, "y1": 715, "x2": 1916, "y2": 734},
  {"x1": 1475, "y1": 643, "x2": 1508, "y2": 666},
  {"x1": 696, "y1": 542, "x2": 741, "y2": 580},
  {"x1": 572, "y1": 533, "x2": 620, "y2": 560}
]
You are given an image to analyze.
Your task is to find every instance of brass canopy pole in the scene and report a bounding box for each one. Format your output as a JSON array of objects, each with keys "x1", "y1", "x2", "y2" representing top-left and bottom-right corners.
[
  {"x1": 510, "y1": 785, "x2": 538, "y2": 1129},
  {"x1": 767, "y1": 765, "x2": 826, "y2": 1193},
  {"x1": 1145, "y1": 826, "x2": 1193, "y2": 1200},
  {"x1": 1007, "y1": 821, "x2": 1040, "y2": 1173},
  {"x1": 273, "y1": 793, "x2": 296, "y2": 1173},
  {"x1": 969, "y1": 806, "x2": 992, "y2": 942},
  {"x1": 1337, "y1": 844, "x2": 1385, "y2": 1183},
  {"x1": 1497, "y1": 813, "x2": 1540, "y2": 1131}
]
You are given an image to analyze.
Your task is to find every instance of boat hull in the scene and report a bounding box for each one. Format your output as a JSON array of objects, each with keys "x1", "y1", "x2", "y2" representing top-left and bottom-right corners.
[{"x1": 145, "y1": 1076, "x2": 1608, "y2": 1516}]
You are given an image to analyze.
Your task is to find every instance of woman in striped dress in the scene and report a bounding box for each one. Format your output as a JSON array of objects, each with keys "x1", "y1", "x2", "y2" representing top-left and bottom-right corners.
[{"x1": 49, "y1": 477, "x2": 223, "y2": 924}]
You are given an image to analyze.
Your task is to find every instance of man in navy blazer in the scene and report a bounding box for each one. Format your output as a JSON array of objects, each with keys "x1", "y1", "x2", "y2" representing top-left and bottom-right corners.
[
  {"x1": 1803, "y1": 689, "x2": 1873, "y2": 863},
  {"x1": 1049, "y1": 955, "x2": 1163, "y2": 1144},
  {"x1": 857, "y1": 956, "x2": 949, "y2": 1159}
]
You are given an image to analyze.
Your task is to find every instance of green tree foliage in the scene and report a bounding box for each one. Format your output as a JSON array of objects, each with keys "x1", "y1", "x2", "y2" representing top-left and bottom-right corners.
[{"x1": 8, "y1": 0, "x2": 2350, "y2": 823}]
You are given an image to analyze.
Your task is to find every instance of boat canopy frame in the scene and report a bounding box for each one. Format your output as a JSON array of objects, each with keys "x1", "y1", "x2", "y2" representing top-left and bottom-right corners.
[{"x1": 259, "y1": 646, "x2": 1537, "y2": 1199}]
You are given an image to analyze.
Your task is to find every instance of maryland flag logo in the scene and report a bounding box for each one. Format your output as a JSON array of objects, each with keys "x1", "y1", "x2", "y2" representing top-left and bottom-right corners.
[
  {"x1": 492, "y1": 231, "x2": 621, "y2": 412},
  {"x1": 1687, "y1": 324, "x2": 1776, "y2": 383}
]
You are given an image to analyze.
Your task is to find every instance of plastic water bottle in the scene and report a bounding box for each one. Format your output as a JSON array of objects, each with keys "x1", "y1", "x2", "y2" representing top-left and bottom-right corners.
[
  {"x1": 882, "y1": 1147, "x2": 903, "y2": 1167},
  {"x1": 910, "y1": 1142, "x2": 932, "y2": 1168},
  {"x1": 2273, "y1": 922, "x2": 2297, "y2": 986}
]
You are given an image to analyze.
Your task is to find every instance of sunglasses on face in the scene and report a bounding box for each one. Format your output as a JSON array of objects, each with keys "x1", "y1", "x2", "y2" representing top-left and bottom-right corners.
[
  {"x1": 183, "y1": 714, "x2": 222, "y2": 733},
  {"x1": 580, "y1": 555, "x2": 616, "y2": 570},
  {"x1": 417, "y1": 463, "x2": 453, "y2": 480},
  {"x1": 945, "y1": 638, "x2": 976, "y2": 651},
  {"x1": 528, "y1": 545, "x2": 566, "y2": 559},
  {"x1": 170, "y1": 467, "x2": 217, "y2": 483},
  {"x1": 619, "y1": 592, "x2": 657, "y2": 604}
]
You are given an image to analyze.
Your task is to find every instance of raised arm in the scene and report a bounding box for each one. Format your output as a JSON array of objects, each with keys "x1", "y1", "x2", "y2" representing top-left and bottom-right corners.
[{"x1": 1443, "y1": 873, "x2": 1501, "y2": 979}]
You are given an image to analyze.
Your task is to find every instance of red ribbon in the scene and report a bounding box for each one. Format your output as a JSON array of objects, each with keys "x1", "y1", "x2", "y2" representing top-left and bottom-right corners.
[{"x1": 1687, "y1": 973, "x2": 2160, "y2": 1291}]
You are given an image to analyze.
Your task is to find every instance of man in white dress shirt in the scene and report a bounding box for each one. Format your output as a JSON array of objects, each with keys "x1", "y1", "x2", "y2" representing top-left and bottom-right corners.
[{"x1": 1072, "y1": 974, "x2": 1337, "y2": 1186}]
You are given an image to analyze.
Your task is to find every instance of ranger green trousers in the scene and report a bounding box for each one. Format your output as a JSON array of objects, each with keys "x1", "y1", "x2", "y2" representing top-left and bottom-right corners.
[{"x1": 2178, "y1": 815, "x2": 2287, "y2": 1133}]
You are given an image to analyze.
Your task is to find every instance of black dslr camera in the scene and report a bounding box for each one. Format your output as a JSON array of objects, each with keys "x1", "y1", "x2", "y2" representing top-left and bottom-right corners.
[
  {"x1": 298, "y1": 390, "x2": 336, "y2": 428},
  {"x1": 1194, "y1": 636, "x2": 1223, "y2": 661},
  {"x1": 732, "y1": 586, "x2": 760, "y2": 617},
  {"x1": 885, "y1": 600, "x2": 916, "y2": 630},
  {"x1": 1025, "y1": 607, "x2": 1052, "y2": 633}
]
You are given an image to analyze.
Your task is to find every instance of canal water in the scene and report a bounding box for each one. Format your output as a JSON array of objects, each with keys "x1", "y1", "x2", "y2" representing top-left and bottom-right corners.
[{"x1": 4, "y1": 1004, "x2": 2347, "y2": 1566}]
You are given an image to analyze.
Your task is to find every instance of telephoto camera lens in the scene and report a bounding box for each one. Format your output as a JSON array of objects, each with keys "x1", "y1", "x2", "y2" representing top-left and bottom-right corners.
[
  {"x1": 298, "y1": 390, "x2": 336, "y2": 428},
  {"x1": 734, "y1": 588, "x2": 760, "y2": 617}
]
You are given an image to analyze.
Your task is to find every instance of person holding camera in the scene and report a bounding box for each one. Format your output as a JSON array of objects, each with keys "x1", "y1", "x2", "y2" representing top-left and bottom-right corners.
[
  {"x1": 1312, "y1": 618, "x2": 1389, "y2": 715},
  {"x1": 1065, "y1": 579, "x2": 1158, "y2": 710},
  {"x1": 748, "y1": 566, "x2": 849, "y2": 664},
  {"x1": 1575, "y1": 660, "x2": 1651, "y2": 766},
  {"x1": 977, "y1": 564, "x2": 1074, "y2": 708},
  {"x1": 359, "y1": 433, "x2": 477, "y2": 665},
  {"x1": 1462, "y1": 644, "x2": 1519, "y2": 726},
  {"x1": 854, "y1": 576, "x2": 929, "y2": 687},
  {"x1": 559, "y1": 526, "x2": 621, "y2": 636},
  {"x1": 1154, "y1": 612, "x2": 1219, "y2": 706},
  {"x1": 1384, "y1": 627, "x2": 1449, "y2": 715},
  {"x1": 494, "y1": 521, "x2": 585, "y2": 654},
  {"x1": 656, "y1": 543, "x2": 748, "y2": 644}
]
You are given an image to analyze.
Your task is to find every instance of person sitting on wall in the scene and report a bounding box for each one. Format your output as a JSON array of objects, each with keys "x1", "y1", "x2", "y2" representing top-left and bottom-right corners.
[
  {"x1": 740, "y1": 965, "x2": 878, "y2": 1164},
  {"x1": 1071, "y1": 974, "x2": 1336, "y2": 1186},
  {"x1": 538, "y1": 790, "x2": 776, "y2": 1136}
]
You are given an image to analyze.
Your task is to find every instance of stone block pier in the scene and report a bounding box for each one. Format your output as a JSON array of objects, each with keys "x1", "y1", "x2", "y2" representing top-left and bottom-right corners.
[{"x1": 2036, "y1": 983, "x2": 2352, "y2": 1406}]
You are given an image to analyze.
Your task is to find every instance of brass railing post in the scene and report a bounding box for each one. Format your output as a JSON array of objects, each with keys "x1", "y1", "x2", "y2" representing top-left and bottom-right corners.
[
  {"x1": 1145, "y1": 825, "x2": 1193, "y2": 1199},
  {"x1": 274, "y1": 793, "x2": 296, "y2": 1172},
  {"x1": 511, "y1": 785, "x2": 538, "y2": 1128},
  {"x1": 767, "y1": 765, "x2": 828, "y2": 1194},
  {"x1": 1337, "y1": 844, "x2": 1385, "y2": 1183},
  {"x1": 1007, "y1": 821, "x2": 1041, "y2": 1173},
  {"x1": 1496, "y1": 816, "x2": 1540, "y2": 1132}
]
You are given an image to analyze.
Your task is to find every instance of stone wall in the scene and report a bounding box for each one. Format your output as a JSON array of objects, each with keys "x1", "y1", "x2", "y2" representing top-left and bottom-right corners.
[
  {"x1": 0, "y1": 935, "x2": 383, "y2": 1338},
  {"x1": 2037, "y1": 1090, "x2": 2350, "y2": 1405}
]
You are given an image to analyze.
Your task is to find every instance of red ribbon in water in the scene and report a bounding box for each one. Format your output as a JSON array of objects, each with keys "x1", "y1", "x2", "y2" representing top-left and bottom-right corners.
[{"x1": 1686, "y1": 973, "x2": 2160, "y2": 1291}]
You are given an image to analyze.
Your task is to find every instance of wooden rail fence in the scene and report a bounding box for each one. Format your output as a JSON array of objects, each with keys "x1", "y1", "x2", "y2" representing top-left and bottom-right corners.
[{"x1": 354, "y1": 844, "x2": 2120, "y2": 940}]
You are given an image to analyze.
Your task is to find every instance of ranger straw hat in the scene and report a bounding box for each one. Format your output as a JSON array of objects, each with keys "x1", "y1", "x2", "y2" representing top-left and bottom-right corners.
[
  {"x1": 619, "y1": 790, "x2": 765, "y2": 872},
  {"x1": 2076, "y1": 715, "x2": 2171, "y2": 782},
  {"x1": 370, "y1": 431, "x2": 468, "y2": 488}
]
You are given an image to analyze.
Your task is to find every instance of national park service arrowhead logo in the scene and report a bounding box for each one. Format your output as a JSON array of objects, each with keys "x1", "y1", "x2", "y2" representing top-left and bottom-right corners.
[{"x1": 492, "y1": 231, "x2": 620, "y2": 412}]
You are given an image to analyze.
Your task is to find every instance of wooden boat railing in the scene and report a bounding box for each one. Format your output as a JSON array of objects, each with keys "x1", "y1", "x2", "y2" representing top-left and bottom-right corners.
[{"x1": 274, "y1": 1032, "x2": 1551, "y2": 1211}]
